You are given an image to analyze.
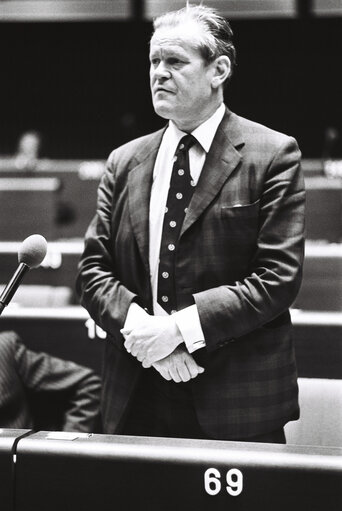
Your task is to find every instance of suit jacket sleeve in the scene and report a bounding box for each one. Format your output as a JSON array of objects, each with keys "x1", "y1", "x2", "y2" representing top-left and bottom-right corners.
[
  {"x1": 194, "y1": 136, "x2": 305, "y2": 351},
  {"x1": 76, "y1": 149, "x2": 138, "y2": 336},
  {"x1": 14, "y1": 334, "x2": 101, "y2": 432}
]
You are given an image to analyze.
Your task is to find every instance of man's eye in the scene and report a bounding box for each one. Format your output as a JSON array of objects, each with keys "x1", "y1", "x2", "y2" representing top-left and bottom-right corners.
[
  {"x1": 168, "y1": 58, "x2": 181, "y2": 65},
  {"x1": 151, "y1": 58, "x2": 160, "y2": 66}
]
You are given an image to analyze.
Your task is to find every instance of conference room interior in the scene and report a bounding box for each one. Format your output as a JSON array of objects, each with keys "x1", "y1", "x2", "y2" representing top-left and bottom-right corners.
[{"x1": 0, "y1": 1, "x2": 341, "y2": 510}]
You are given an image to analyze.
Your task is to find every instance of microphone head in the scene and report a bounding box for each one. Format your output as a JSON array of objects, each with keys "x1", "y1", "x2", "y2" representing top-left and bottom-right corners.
[{"x1": 18, "y1": 234, "x2": 48, "y2": 269}]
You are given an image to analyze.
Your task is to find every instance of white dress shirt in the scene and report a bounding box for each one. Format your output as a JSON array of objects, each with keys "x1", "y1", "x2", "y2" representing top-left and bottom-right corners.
[{"x1": 126, "y1": 103, "x2": 225, "y2": 353}]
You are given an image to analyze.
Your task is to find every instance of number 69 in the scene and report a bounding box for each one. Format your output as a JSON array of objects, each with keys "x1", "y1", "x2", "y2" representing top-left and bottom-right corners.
[{"x1": 204, "y1": 467, "x2": 243, "y2": 496}]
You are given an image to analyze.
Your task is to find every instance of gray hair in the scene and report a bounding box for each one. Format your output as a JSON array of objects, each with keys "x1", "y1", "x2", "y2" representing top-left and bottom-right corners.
[{"x1": 152, "y1": 3, "x2": 236, "y2": 80}]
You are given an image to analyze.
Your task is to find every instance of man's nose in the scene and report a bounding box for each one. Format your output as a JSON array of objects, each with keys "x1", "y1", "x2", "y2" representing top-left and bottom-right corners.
[{"x1": 153, "y1": 61, "x2": 171, "y2": 80}]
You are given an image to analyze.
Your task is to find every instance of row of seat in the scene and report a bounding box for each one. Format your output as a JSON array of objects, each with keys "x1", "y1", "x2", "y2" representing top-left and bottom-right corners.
[
  {"x1": 1, "y1": 239, "x2": 341, "y2": 311},
  {"x1": 0, "y1": 306, "x2": 341, "y2": 380},
  {"x1": 0, "y1": 157, "x2": 340, "y2": 379},
  {"x1": 0, "y1": 158, "x2": 102, "y2": 240},
  {"x1": 0, "y1": 158, "x2": 341, "y2": 241}
]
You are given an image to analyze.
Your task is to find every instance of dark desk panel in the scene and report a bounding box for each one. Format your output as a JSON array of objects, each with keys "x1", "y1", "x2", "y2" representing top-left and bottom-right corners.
[
  {"x1": 305, "y1": 177, "x2": 342, "y2": 242},
  {"x1": 0, "y1": 158, "x2": 103, "y2": 239},
  {"x1": 0, "y1": 429, "x2": 31, "y2": 511},
  {"x1": 301, "y1": 159, "x2": 324, "y2": 177},
  {"x1": 14, "y1": 432, "x2": 342, "y2": 511},
  {"x1": 0, "y1": 307, "x2": 341, "y2": 379},
  {"x1": 0, "y1": 177, "x2": 60, "y2": 241},
  {"x1": 294, "y1": 242, "x2": 342, "y2": 311},
  {"x1": 1, "y1": 240, "x2": 341, "y2": 310},
  {"x1": 1, "y1": 158, "x2": 341, "y2": 242},
  {"x1": 290, "y1": 310, "x2": 342, "y2": 379},
  {"x1": 0, "y1": 307, "x2": 105, "y2": 375},
  {"x1": 0, "y1": 240, "x2": 84, "y2": 304}
]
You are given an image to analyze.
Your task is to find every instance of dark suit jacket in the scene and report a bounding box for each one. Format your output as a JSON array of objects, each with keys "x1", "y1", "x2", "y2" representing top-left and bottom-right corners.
[
  {"x1": 0, "y1": 330, "x2": 101, "y2": 431},
  {"x1": 76, "y1": 108, "x2": 305, "y2": 439}
]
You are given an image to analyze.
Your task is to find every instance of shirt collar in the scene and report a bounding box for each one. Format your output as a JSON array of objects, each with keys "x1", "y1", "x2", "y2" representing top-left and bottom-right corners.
[{"x1": 167, "y1": 103, "x2": 225, "y2": 154}]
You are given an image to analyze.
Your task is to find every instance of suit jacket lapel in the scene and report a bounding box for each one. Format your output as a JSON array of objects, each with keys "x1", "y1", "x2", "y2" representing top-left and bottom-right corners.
[
  {"x1": 127, "y1": 109, "x2": 244, "y2": 267},
  {"x1": 128, "y1": 129, "x2": 165, "y2": 272},
  {"x1": 181, "y1": 109, "x2": 245, "y2": 237}
]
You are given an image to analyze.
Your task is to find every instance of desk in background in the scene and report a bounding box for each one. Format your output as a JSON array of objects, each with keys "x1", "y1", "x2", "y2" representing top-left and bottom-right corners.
[
  {"x1": 0, "y1": 177, "x2": 60, "y2": 241},
  {"x1": 0, "y1": 306, "x2": 105, "y2": 375},
  {"x1": 0, "y1": 306, "x2": 341, "y2": 379},
  {"x1": 293, "y1": 241, "x2": 342, "y2": 311},
  {"x1": 305, "y1": 176, "x2": 342, "y2": 243},
  {"x1": 0, "y1": 158, "x2": 104, "y2": 239},
  {"x1": 1, "y1": 239, "x2": 341, "y2": 310},
  {"x1": 0, "y1": 158, "x2": 341, "y2": 242}
]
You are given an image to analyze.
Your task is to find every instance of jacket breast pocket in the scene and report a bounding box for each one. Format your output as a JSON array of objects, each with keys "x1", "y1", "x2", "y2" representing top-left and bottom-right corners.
[
  {"x1": 220, "y1": 199, "x2": 260, "y2": 242},
  {"x1": 221, "y1": 199, "x2": 260, "y2": 219}
]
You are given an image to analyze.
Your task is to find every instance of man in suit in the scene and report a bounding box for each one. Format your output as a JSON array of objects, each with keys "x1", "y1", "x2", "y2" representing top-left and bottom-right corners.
[
  {"x1": 76, "y1": 4, "x2": 305, "y2": 443},
  {"x1": 0, "y1": 330, "x2": 101, "y2": 431}
]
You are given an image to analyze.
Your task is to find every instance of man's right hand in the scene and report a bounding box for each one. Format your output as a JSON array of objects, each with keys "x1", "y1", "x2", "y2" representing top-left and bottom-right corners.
[{"x1": 153, "y1": 345, "x2": 204, "y2": 383}]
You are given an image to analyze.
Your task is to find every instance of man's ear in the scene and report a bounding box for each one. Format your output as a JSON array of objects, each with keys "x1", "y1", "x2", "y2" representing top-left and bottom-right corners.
[{"x1": 211, "y1": 56, "x2": 231, "y2": 88}]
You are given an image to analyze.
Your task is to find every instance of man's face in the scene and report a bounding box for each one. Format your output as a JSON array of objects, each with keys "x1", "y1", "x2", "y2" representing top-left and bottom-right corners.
[{"x1": 149, "y1": 22, "x2": 218, "y2": 132}]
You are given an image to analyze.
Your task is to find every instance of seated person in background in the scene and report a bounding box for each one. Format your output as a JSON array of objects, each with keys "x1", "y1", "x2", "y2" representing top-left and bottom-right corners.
[
  {"x1": 14, "y1": 130, "x2": 42, "y2": 171},
  {"x1": 0, "y1": 330, "x2": 101, "y2": 432}
]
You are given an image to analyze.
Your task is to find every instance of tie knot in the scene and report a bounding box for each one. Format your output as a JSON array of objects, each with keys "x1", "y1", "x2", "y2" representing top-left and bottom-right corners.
[{"x1": 176, "y1": 134, "x2": 196, "y2": 154}]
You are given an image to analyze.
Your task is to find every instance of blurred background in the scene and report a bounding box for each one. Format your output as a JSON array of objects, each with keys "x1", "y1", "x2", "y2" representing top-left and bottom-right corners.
[
  {"x1": 0, "y1": 0, "x2": 341, "y2": 444},
  {"x1": 0, "y1": 0, "x2": 341, "y2": 160}
]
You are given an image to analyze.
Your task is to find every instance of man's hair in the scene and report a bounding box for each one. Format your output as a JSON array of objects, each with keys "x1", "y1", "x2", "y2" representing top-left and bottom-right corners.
[{"x1": 152, "y1": 3, "x2": 236, "y2": 80}]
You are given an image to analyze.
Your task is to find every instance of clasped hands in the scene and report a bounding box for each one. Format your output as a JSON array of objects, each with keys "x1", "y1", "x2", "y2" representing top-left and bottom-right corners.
[{"x1": 121, "y1": 312, "x2": 204, "y2": 383}]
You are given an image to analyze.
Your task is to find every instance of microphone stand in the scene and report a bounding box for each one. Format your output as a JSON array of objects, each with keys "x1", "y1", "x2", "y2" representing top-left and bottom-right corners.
[{"x1": 0, "y1": 263, "x2": 29, "y2": 316}]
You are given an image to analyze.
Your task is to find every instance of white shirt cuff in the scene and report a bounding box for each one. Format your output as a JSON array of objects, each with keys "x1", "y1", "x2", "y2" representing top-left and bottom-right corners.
[
  {"x1": 173, "y1": 304, "x2": 206, "y2": 353},
  {"x1": 124, "y1": 302, "x2": 149, "y2": 330}
]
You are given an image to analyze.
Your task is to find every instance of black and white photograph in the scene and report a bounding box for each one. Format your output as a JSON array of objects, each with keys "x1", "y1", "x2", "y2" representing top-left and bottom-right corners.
[{"x1": 0, "y1": 1, "x2": 341, "y2": 509}]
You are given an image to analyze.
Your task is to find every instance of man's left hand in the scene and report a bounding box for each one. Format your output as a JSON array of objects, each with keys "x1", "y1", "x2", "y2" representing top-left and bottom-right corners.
[{"x1": 121, "y1": 315, "x2": 183, "y2": 367}]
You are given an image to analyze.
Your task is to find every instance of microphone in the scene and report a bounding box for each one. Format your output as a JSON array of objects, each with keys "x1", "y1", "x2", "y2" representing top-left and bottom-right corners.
[{"x1": 0, "y1": 234, "x2": 47, "y2": 315}]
